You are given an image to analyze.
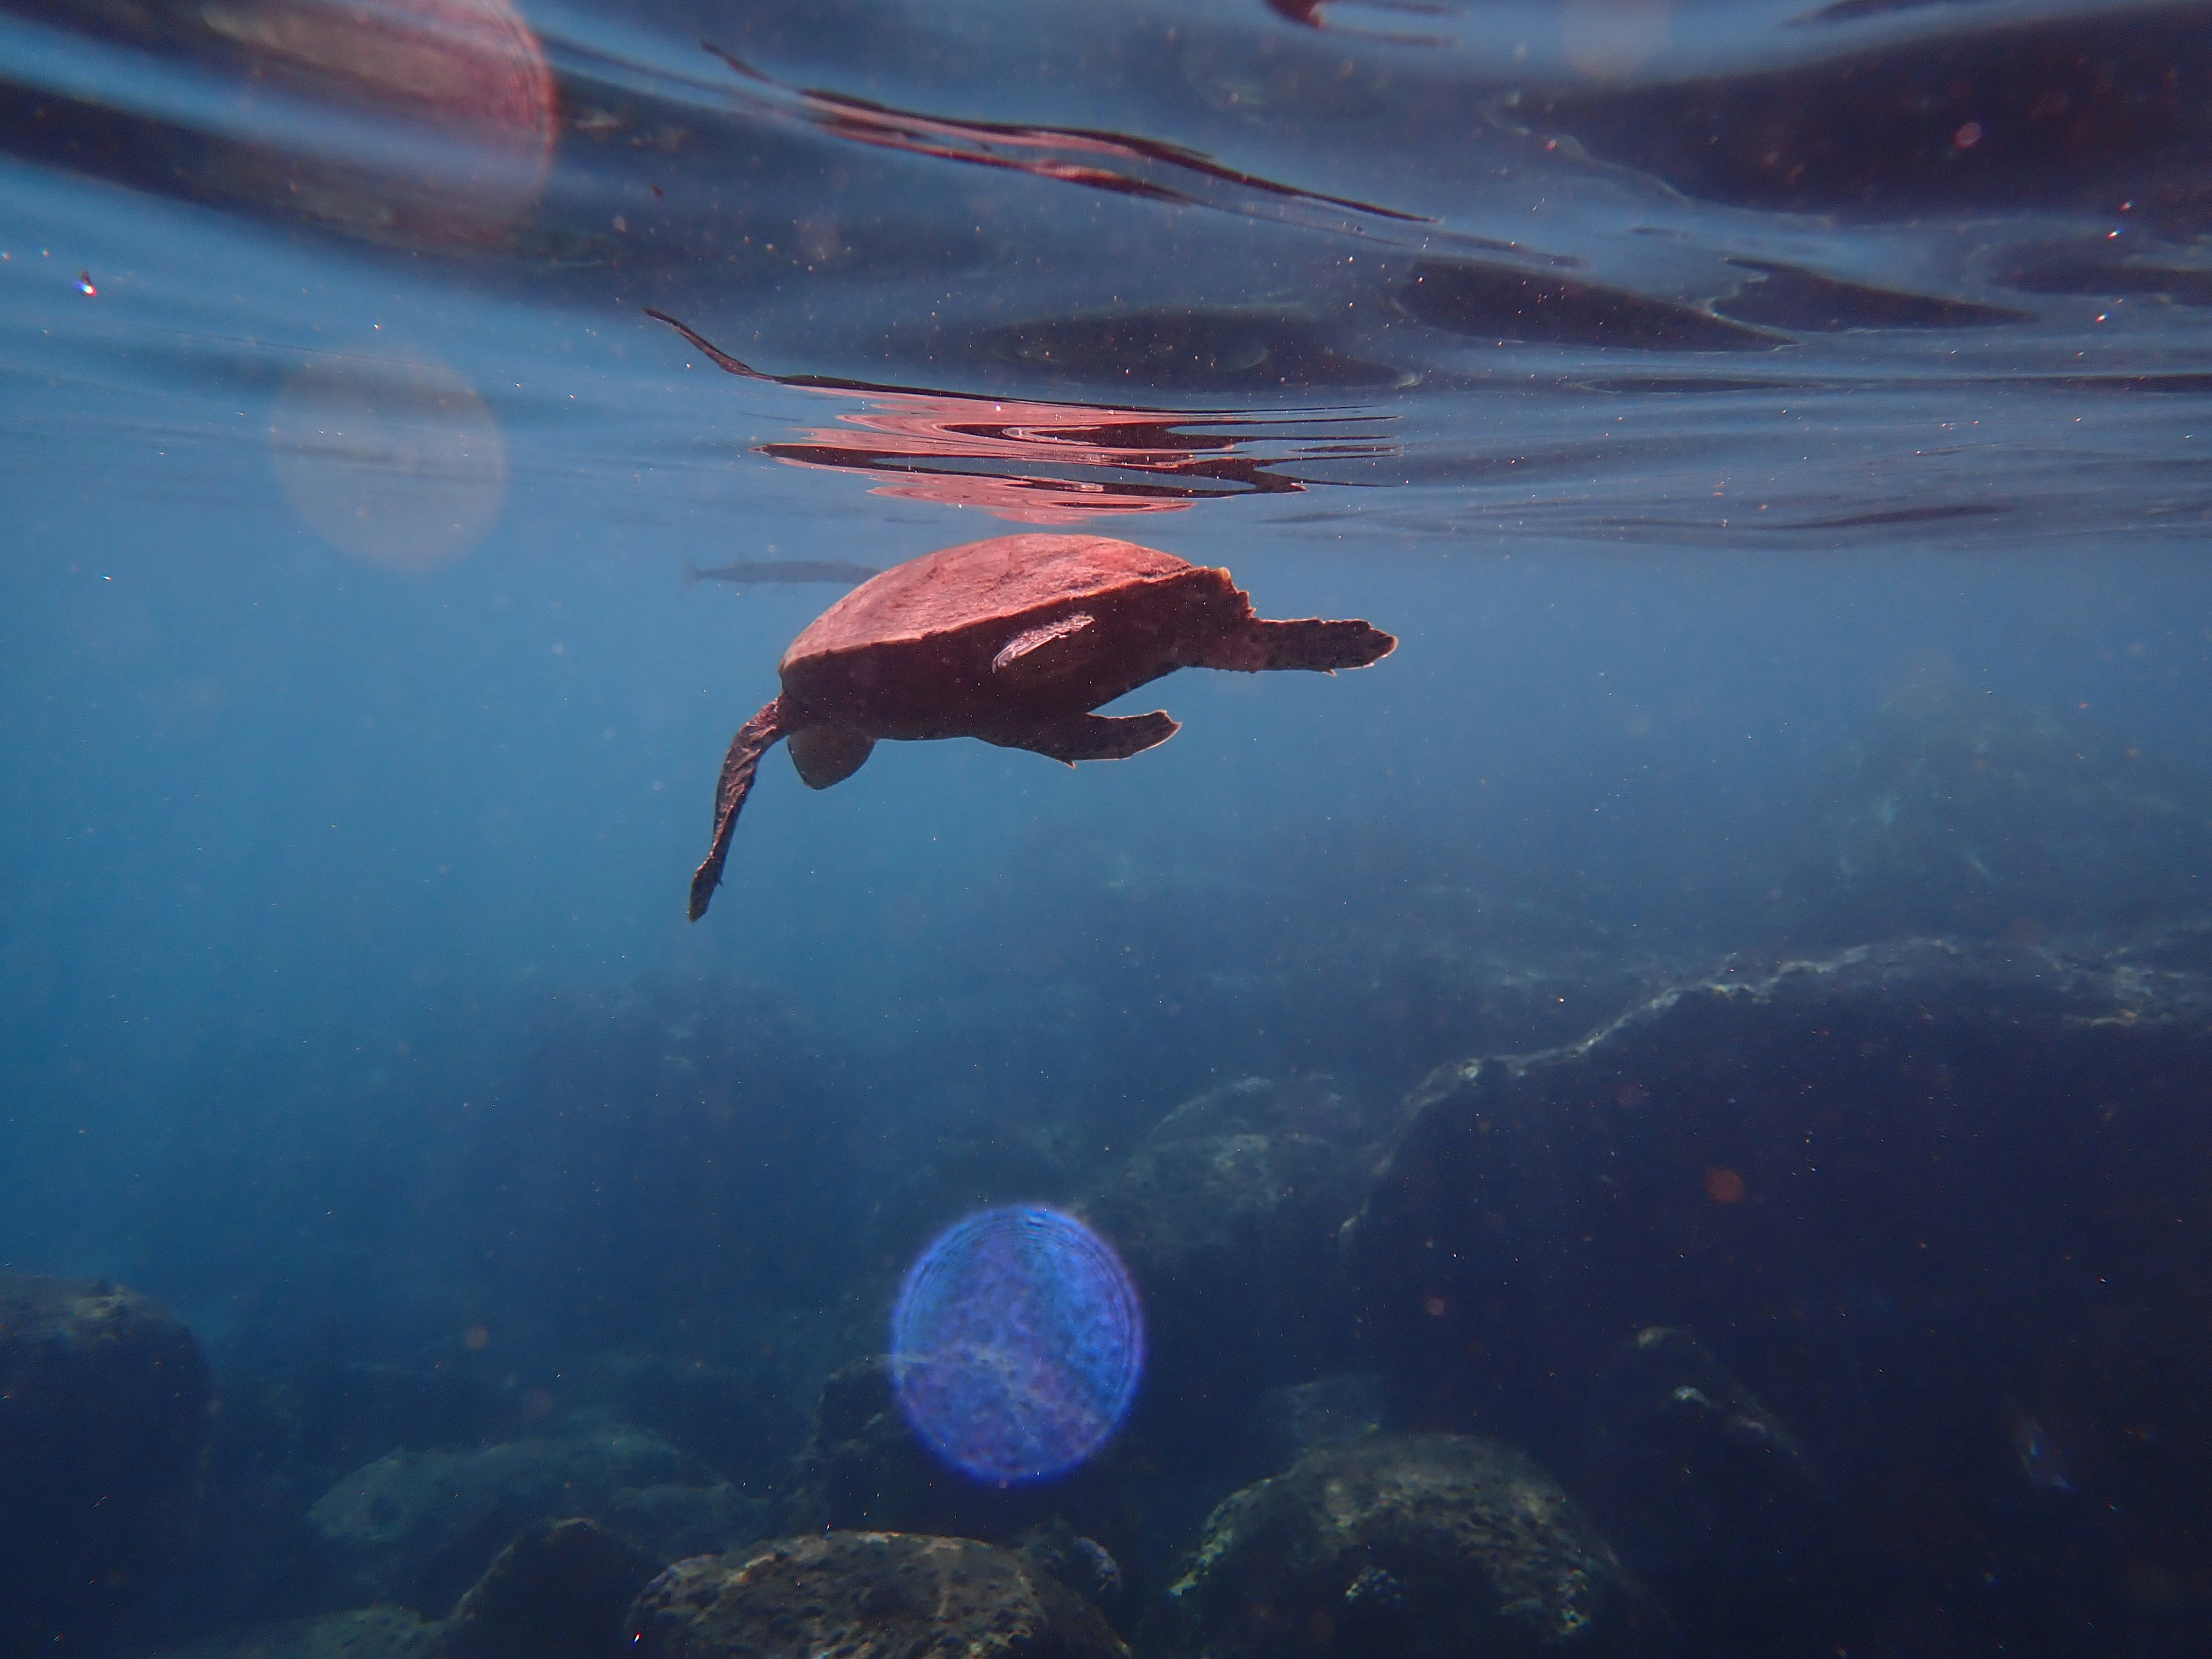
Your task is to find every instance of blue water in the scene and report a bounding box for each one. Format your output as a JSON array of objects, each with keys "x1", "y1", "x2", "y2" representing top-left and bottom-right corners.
[{"x1": 4, "y1": 0, "x2": 2211, "y2": 1650}]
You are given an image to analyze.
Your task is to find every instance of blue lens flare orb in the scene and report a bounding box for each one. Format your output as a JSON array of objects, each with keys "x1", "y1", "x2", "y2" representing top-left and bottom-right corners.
[{"x1": 891, "y1": 1205, "x2": 1144, "y2": 1485}]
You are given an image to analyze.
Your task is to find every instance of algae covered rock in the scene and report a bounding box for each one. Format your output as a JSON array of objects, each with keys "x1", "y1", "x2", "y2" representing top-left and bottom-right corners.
[
  {"x1": 1166, "y1": 1433, "x2": 1642, "y2": 1659},
  {"x1": 626, "y1": 1532, "x2": 1129, "y2": 1659},
  {"x1": 0, "y1": 1271, "x2": 211, "y2": 1646},
  {"x1": 149, "y1": 1607, "x2": 440, "y2": 1659},
  {"x1": 308, "y1": 1421, "x2": 766, "y2": 1613}
]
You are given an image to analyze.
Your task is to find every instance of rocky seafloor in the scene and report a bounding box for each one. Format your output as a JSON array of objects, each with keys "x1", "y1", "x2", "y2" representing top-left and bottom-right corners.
[
  {"x1": 10, "y1": 687, "x2": 2212, "y2": 1659},
  {"x1": 10, "y1": 925, "x2": 2210, "y2": 1659}
]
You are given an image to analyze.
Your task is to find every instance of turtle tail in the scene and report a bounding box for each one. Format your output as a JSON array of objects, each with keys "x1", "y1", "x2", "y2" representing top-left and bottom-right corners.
[{"x1": 688, "y1": 697, "x2": 789, "y2": 921}]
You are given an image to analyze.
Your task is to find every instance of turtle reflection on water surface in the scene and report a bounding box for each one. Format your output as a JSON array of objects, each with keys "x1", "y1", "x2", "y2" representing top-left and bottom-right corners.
[{"x1": 687, "y1": 532, "x2": 1396, "y2": 920}]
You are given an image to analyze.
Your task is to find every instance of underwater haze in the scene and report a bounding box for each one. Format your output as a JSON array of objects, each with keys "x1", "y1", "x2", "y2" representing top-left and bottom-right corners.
[{"x1": 4, "y1": 0, "x2": 2212, "y2": 1654}]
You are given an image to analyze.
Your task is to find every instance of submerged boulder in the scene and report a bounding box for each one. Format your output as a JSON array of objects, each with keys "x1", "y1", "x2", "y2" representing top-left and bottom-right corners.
[
  {"x1": 1584, "y1": 1328, "x2": 1836, "y2": 1644},
  {"x1": 0, "y1": 1272, "x2": 211, "y2": 1647},
  {"x1": 149, "y1": 1607, "x2": 440, "y2": 1659},
  {"x1": 1348, "y1": 938, "x2": 2212, "y2": 1645},
  {"x1": 626, "y1": 1532, "x2": 1128, "y2": 1659},
  {"x1": 777, "y1": 1355, "x2": 944, "y2": 1535},
  {"x1": 1166, "y1": 1433, "x2": 1643, "y2": 1659},
  {"x1": 308, "y1": 1421, "x2": 766, "y2": 1613},
  {"x1": 431, "y1": 1517, "x2": 663, "y2": 1659},
  {"x1": 1081, "y1": 1078, "x2": 1377, "y2": 1436}
]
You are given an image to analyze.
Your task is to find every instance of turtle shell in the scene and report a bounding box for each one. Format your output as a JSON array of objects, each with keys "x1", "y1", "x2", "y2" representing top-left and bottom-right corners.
[{"x1": 777, "y1": 533, "x2": 1240, "y2": 733}]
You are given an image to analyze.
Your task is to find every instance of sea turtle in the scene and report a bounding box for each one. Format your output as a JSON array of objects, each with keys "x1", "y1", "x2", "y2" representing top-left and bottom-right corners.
[{"x1": 687, "y1": 532, "x2": 1396, "y2": 919}]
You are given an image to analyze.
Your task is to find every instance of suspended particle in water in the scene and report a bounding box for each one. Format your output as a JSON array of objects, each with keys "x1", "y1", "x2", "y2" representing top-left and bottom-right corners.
[
  {"x1": 76, "y1": 271, "x2": 97, "y2": 296},
  {"x1": 891, "y1": 1205, "x2": 1142, "y2": 1485}
]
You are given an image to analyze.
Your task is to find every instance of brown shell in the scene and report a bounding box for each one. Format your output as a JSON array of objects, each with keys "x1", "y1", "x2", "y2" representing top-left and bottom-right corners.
[{"x1": 781, "y1": 533, "x2": 1203, "y2": 671}]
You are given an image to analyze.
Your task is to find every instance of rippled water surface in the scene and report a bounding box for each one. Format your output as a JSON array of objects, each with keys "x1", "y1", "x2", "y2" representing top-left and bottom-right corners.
[{"x1": 5, "y1": 0, "x2": 2212, "y2": 1650}]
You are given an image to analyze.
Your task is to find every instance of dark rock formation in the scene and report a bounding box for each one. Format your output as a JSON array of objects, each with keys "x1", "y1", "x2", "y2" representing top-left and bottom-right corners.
[
  {"x1": 626, "y1": 1532, "x2": 1129, "y2": 1659},
  {"x1": 1016, "y1": 1520, "x2": 1127, "y2": 1624},
  {"x1": 431, "y1": 1517, "x2": 663, "y2": 1659},
  {"x1": 0, "y1": 1272, "x2": 211, "y2": 1650},
  {"x1": 778, "y1": 1355, "x2": 1115, "y2": 1547},
  {"x1": 308, "y1": 1421, "x2": 766, "y2": 1613},
  {"x1": 1164, "y1": 1433, "x2": 1645, "y2": 1659},
  {"x1": 1779, "y1": 685, "x2": 2212, "y2": 948},
  {"x1": 1584, "y1": 1328, "x2": 1836, "y2": 1646},
  {"x1": 1081, "y1": 1078, "x2": 1378, "y2": 1438},
  {"x1": 778, "y1": 1354, "x2": 961, "y2": 1535},
  {"x1": 1349, "y1": 938, "x2": 2212, "y2": 1648}
]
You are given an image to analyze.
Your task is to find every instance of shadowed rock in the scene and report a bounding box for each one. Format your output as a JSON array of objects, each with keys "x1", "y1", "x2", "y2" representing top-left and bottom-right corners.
[
  {"x1": 432, "y1": 1517, "x2": 663, "y2": 1659},
  {"x1": 1081, "y1": 1080, "x2": 1372, "y2": 1439},
  {"x1": 1585, "y1": 1328, "x2": 1838, "y2": 1647},
  {"x1": 0, "y1": 1272, "x2": 211, "y2": 1649}
]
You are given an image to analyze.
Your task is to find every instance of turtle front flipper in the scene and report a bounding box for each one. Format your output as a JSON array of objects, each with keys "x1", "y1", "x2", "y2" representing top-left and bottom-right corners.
[
  {"x1": 688, "y1": 697, "x2": 790, "y2": 921},
  {"x1": 990, "y1": 710, "x2": 1180, "y2": 767},
  {"x1": 1199, "y1": 616, "x2": 1397, "y2": 673}
]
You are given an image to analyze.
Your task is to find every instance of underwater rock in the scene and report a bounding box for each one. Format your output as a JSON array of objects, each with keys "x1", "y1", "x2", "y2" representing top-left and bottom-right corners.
[
  {"x1": 1015, "y1": 1520, "x2": 1127, "y2": 1623},
  {"x1": 308, "y1": 1421, "x2": 766, "y2": 1614},
  {"x1": 626, "y1": 1532, "x2": 1129, "y2": 1659},
  {"x1": 778, "y1": 1355, "x2": 946, "y2": 1535},
  {"x1": 0, "y1": 1271, "x2": 212, "y2": 1649},
  {"x1": 1165, "y1": 1433, "x2": 1643, "y2": 1659},
  {"x1": 1347, "y1": 937, "x2": 2212, "y2": 1636},
  {"x1": 1778, "y1": 683, "x2": 2212, "y2": 947},
  {"x1": 1584, "y1": 1328, "x2": 1838, "y2": 1645},
  {"x1": 569, "y1": 1351, "x2": 817, "y2": 1495},
  {"x1": 1080, "y1": 1080, "x2": 1372, "y2": 1436},
  {"x1": 778, "y1": 1355, "x2": 1086, "y2": 1544},
  {"x1": 431, "y1": 1517, "x2": 662, "y2": 1659},
  {"x1": 149, "y1": 1606, "x2": 441, "y2": 1659}
]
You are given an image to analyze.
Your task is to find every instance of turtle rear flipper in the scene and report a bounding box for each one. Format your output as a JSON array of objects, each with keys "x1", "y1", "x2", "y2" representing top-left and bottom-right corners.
[
  {"x1": 789, "y1": 725, "x2": 875, "y2": 789},
  {"x1": 689, "y1": 698, "x2": 789, "y2": 921},
  {"x1": 1201, "y1": 616, "x2": 1397, "y2": 673},
  {"x1": 991, "y1": 710, "x2": 1180, "y2": 767}
]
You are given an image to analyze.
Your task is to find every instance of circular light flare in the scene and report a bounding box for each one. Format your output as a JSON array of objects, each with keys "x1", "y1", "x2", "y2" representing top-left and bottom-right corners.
[
  {"x1": 1704, "y1": 1167, "x2": 1747, "y2": 1206},
  {"x1": 891, "y1": 1206, "x2": 1143, "y2": 1486},
  {"x1": 270, "y1": 353, "x2": 508, "y2": 572},
  {"x1": 1560, "y1": 0, "x2": 1672, "y2": 80}
]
